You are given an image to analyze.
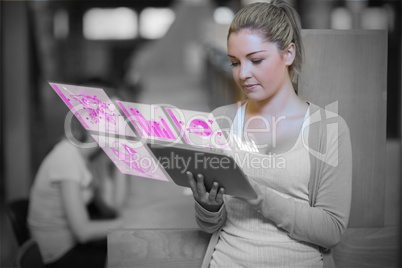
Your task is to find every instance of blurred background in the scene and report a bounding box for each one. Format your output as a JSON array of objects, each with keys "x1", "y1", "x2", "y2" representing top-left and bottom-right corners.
[{"x1": 1, "y1": 0, "x2": 400, "y2": 267}]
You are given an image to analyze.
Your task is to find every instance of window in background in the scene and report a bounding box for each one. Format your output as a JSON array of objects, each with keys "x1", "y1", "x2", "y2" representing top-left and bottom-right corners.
[
  {"x1": 361, "y1": 7, "x2": 389, "y2": 30},
  {"x1": 83, "y1": 7, "x2": 137, "y2": 40},
  {"x1": 214, "y1": 7, "x2": 234, "y2": 25},
  {"x1": 139, "y1": 8, "x2": 175, "y2": 39},
  {"x1": 331, "y1": 7, "x2": 352, "y2": 29},
  {"x1": 54, "y1": 9, "x2": 69, "y2": 39}
]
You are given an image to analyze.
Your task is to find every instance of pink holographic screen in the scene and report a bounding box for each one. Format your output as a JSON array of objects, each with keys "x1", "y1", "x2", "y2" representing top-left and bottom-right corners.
[
  {"x1": 91, "y1": 134, "x2": 171, "y2": 182},
  {"x1": 117, "y1": 101, "x2": 181, "y2": 143},
  {"x1": 50, "y1": 82, "x2": 230, "y2": 181},
  {"x1": 164, "y1": 107, "x2": 228, "y2": 148},
  {"x1": 50, "y1": 82, "x2": 136, "y2": 137}
]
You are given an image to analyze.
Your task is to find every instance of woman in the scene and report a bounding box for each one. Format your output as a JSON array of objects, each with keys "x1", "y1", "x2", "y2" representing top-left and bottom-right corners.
[
  {"x1": 28, "y1": 115, "x2": 126, "y2": 268},
  {"x1": 186, "y1": 1, "x2": 352, "y2": 267}
]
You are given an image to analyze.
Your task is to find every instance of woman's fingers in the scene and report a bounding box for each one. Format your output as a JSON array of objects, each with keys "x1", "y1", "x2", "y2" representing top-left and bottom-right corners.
[
  {"x1": 186, "y1": 171, "x2": 224, "y2": 206},
  {"x1": 216, "y1": 187, "x2": 225, "y2": 204},
  {"x1": 208, "y1": 182, "x2": 219, "y2": 202},
  {"x1": 186, "y1": 171, "x2": 198, "y2": 197},
  {"x1": 196, "y1": 174, "x2": 206, "y2": 194}
]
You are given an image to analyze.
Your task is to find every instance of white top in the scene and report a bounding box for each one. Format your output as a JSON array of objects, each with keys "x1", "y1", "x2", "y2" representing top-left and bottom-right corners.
[
  {"x1": 210, "y1": 102, "x2": 323, "y2": 267},
  {"x1": 28, "y1": 139, "x2": 94, "y2": 263}
]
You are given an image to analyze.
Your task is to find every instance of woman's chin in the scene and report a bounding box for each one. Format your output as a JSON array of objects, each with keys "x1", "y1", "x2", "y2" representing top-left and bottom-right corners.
[{"x1": 245, "y1": 93, "x2": 266, "y2": 102}]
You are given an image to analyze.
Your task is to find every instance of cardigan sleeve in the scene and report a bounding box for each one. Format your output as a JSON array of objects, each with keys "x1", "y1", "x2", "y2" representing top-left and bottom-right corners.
[
  {"x1": 192, "y1": 104, "x2": 238, "y2": 234},
  {"x1": 194, "y1": 201, "x2": 227, "y2": 233},
  {"x1": 240, "y1": 116, "x2": 352, "y2": 249}
]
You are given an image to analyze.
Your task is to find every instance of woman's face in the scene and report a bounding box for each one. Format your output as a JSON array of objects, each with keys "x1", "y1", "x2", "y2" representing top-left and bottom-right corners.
[{"x1": 227, "y1": 30, "x2": 292, "y2": 102}]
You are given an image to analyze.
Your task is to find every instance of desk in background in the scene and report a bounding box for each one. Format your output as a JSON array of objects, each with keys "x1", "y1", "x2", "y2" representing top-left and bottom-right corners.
[
  {"x1": 108, "y1": 228, "x2": 211, "y2": 268},
  {"x1": 120, "y1": 176, "x2": 198, "y2": 229}
]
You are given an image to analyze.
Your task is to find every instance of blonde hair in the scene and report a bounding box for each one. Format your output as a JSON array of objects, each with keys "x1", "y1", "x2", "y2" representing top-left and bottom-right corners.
[{"x1": 228, "y1": 0, "x2": 303, "y2": 82}]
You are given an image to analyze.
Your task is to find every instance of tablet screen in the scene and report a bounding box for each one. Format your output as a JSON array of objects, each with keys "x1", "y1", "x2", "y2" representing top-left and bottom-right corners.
[{"x1": 148, "y1": 142, "x2": 257, "y2": 199}]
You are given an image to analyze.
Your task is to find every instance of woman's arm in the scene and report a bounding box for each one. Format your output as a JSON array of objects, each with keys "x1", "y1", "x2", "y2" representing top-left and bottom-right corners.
[
  {"x1": 60, "y1": 180, "x2": 123, "y2": 244},
  {"x1": 191, "y1": 102, "x2": 243, "y2": 233},
  {"x1": 109, "y1": 167, "x2": 129, "y2": 210},
  {"x1": 93, "y1": 168, "x2": 128, "y2": 215},
  {"x1": 195, "y1": 201, "x2": 227, "y2": 234},
  {"x1": 239, "y1": 118, "x2": 352, "y2": 249},
  {"x1": 91, "y1": 154, "x2": 129, "y2": 212},
  {"x1": 187, "y1": 171, "x2": 227, "y2": 233}
]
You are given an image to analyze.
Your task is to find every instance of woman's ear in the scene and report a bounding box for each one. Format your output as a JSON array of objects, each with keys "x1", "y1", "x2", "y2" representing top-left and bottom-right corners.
[{"x1": 283, "y1": 43, "x2": 296, "y2": 66}]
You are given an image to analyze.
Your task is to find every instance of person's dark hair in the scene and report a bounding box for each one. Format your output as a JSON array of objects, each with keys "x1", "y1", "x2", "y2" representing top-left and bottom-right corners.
[
  {"x1": 70, "y1": 115, "x2": 88, "y2": 143},
  {"x1": 228, "y1": 0, "x2": 304, "y2": 82},
  {"x1": 66, "y1": 77, "x2": 121, "y2": 144}
]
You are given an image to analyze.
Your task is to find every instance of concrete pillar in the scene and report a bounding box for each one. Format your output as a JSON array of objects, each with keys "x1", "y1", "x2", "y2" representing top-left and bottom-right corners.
[{"x1": 2, "y1": 1, "x2": 32, "y2": 201}]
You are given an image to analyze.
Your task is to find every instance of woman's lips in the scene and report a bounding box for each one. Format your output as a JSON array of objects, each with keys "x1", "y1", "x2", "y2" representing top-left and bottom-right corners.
[{"x1": 243, "y1": 84, "x2": 258, "y2": 92}]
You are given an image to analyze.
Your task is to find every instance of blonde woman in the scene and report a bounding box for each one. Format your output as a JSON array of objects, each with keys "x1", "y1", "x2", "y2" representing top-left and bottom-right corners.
[{"x1": 187, "y1": 1, "x2": 352, "y2": 267}]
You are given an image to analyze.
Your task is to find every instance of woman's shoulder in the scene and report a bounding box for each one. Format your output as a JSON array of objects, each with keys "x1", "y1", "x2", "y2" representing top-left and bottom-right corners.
[
  {"x1": 38, "y1": 139, "x2": 89, "y2": 182},
  {"x1": 43, "y1": 139, "x2": 80, "y2": 165}
]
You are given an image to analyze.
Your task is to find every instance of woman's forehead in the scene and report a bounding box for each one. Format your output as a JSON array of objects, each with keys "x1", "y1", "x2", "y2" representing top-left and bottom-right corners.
[{"x1": 227, "y1": 30, "x2": 277, "y2": 54}]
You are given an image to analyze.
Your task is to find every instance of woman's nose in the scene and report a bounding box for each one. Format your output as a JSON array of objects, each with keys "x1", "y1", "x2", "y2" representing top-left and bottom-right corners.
[{"x1": 238, "y1": 63, "x2": 252, "y2": 80}]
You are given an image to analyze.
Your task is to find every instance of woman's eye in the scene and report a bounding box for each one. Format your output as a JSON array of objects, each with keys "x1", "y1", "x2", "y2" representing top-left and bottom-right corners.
[
  {"x1": 252, "y1": 59, "x2": 262, "y2": 64},
  {"x1": 230, "y1": 62, "x2": 239, "y2": 67}
]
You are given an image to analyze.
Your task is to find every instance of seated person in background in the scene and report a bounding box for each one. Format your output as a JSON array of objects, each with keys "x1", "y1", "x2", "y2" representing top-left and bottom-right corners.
[{"x1": 28, "y1": 115, "x2": 127, "y2": 268}]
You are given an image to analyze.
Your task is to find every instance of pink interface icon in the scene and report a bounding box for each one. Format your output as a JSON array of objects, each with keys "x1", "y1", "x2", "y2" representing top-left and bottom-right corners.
[
  {"x1": 117, "y1": 101, "x2": 181, "y2": 143},
  {"x1": 50, "y1": 82, "x2": 136, "y2": 137},
  {"x1": 91, "y1": 134, "x2": 171, "y2": 182},
  {"x1": 164, "y1": 107, "x2": 229, "y2": 148}
]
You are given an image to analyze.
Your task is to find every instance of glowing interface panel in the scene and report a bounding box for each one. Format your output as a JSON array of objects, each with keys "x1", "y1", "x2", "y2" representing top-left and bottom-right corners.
[
  {"x1": 91, "y1": 134, "x2": 171, "y2": 182},
  {"x1": 50, "y1": 82, "x2": 136, "y2": 137}
]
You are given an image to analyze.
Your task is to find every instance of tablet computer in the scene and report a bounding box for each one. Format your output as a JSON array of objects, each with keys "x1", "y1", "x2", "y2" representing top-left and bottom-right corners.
[{"x1": 148, "y1": 142, "x2": 257, "y2": 199}]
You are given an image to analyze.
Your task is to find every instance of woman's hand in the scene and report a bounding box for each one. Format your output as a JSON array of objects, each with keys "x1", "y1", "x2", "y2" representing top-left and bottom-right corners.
[{"x1": 186, "y1": 171, "x2": 224, "y2": 212}]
